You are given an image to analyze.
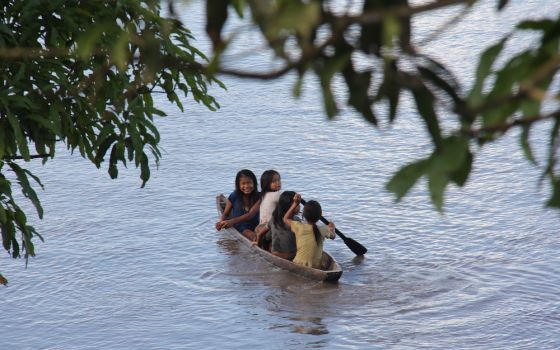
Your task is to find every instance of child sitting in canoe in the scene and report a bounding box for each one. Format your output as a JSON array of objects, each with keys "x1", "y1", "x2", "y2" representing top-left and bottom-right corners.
[
  {"x1": 258, "y1": 190, "x2": 299, "y2": 260},
  {"x1": 215, "y1": 169, "x2": 261, "y2": 240},
  {"x1": 283, "y1": 193, "x2": 335, "y2": 269},
  {"x1": 254, "y1": 169, "x2": 282, "y2": 247}
]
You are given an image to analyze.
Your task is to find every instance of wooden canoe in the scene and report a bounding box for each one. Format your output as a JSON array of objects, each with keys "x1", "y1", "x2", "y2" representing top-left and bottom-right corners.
[{"x1": 216, "y1": 194, "x2": 343, "y2": 282}]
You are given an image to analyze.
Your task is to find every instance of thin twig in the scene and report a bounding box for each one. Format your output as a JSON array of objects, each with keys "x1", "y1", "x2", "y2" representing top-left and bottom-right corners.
[
  {"x1": 3, "y1": 154, "x2": 51, "y2": 160},
  {"x1": 462, "y1": 110, "x2": 560, "y2": 138},
  {"x1": 349, "y1": 0, "x2": 478, "y2": 24},
  {"x1": 418, "y1": 2, "x2": 476, "y2": 46}
]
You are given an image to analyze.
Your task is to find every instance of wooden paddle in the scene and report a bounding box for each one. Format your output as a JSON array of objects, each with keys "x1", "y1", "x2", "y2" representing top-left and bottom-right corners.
[{"x1": 301, "y1": 199, "x2": 367, "y2": 256}]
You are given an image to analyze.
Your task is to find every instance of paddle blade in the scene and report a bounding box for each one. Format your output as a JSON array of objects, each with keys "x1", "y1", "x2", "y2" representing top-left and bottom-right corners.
[
  {"x1": 340, "y1": 235, "x2": 368, "y2": 256},
  {"x1": 334, "y1": 227, "x2": 367, "y2": 256}
]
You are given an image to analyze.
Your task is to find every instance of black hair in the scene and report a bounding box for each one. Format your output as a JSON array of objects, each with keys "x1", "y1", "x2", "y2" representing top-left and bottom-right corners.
[
  {"x1": 234, "y1": 169, "x2": 260, "y2": 209},
  {"x1": 303, "y1": 200, "x2": 322, "y2": 244},
  {"x1": 272, "y1": 190, "x2": 296, "y2": 229},
  {"x1": 260, "y1": 169, "x2": 280, "y2": 199}
]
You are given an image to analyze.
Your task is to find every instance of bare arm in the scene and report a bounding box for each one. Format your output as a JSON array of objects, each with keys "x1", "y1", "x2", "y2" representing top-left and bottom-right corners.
[
  {"x1": 220, "y1": 199, "x2": 261, "y2": 229},
  {"x1": 283, "y1": 193, "x2": 301, "y2": 227},
  {"x1": 216, "y1": 198, "x2": 233, "y2": 230}
]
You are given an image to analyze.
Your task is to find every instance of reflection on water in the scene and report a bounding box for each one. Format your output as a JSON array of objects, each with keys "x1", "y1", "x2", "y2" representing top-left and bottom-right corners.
[
  {"x1": 216, "y1": 237, "x2": 241, "y2": 256},
  {"x1": 289, "y1": 316, "x2": 329, "y2": 336},
  {"x1": 351, "y1": 255, "x2": 366, "y2": 265}
]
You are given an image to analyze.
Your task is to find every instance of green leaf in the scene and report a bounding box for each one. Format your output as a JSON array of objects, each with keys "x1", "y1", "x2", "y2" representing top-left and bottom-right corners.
[
  {"x1": 0, "y1": 127, "x2": 5, "y2": 160},
  {"x1": 0, "y1": 177, "x2": 12, "y2": 197},
  {"x1": 293, "y1": 74, "x2": 304, "y2": 98},
  {"x1": 497, "y1": 0, "x2": 509, "y2": 10},
  {"x1": 321, "y1": 52, "x2": 351, "y2": 81},
  {"x1": 386, "y1": 86, "x2": 400, "y2": 123},
  {"x1": 386, "y1": 159, "x2": 430, "y2": 201},
  {"x1": 521, "y1": 125, "x2": 537, "y2": 165},
  {"x1": 7, "y1": 163, "x2": 44, "y2": 219},
  {"x1": 544, "y1": 116, "x2": 560, "y2": 179},
  {"x1": 320, "y1": 81, "x2": 338, "y2": 119},
  {"x1": 269, "y1": 1, "x2": 320, "y2": 41},
  {"x1": 433, "y1": 136, "x2": 469, "y2": 173},
  {"x1": 481, "y1": 101, "x2": 518, "y2": 128},
  {"x1": 428, "y1": 169, "x2": 449, "y2": 212},
  {"x1": 76, "y1": 24, "x2": 106, "y2": 59},
  {"x1": 449, "y1": 150, "x2": 473, "y2": 187},
  {"x1": 315, "y1": 55, "x2": 345, "y2": 119},
  {"x1": 128, "y1": 123, "x2": 143, "y2": 167},
  {"x1": 345, "y1": 70, "x2": 376, "y2": 125},
  {"x1": 6, "y1": 112, "x2": 30, "y2": 161},
  {"x1": 0, "y1": 205, "x2": 6, "y2": 224},
  {"x1": 140, "y1": 153, "x2": 150, "y2": 188},
  {"x1": 521, "y1": 99, "x2": 540, "y2": 118},
  {"x1": 411, "y1": 81, "x2": 443, "y2": 149},
  {"x1": 112, "y1": 31, "x2": 130, "y2": 72},
  {"x1": 2, "y1": 218, "x2": 14, "y2": 251},
  {"x1": 94, "y1": 134, "x2": 118, "y2": 167},
  {"x1": 425, "y1": 136, "x2": 472, "y2": 200},
  {"x1": 231, "y1": 0, "x2": 245, "y2": 18},
  {"x1": 376, "y1": 60, "x2": 400, "y2": 123},
  {"x1": 388, "y1": 136, "x2": 472, "y2": 208},
  {"x1": 468, "y1": 38, "x2": 508, "y2": 106},
  {"x1": 108, "y1": 163, "x2": 119, "y2": 179},
  {"x1": 135, "y1": 116, "x2": 160, "y2": 145},
  {"x1": 417, "y1": 64, "x2": 462, "y2": 106},
  {"x1": 11, "y1": 236, "x2": 19, "y2": 258},
  {"x1": 547, "y1": 179, "x2": 560, "y2": 207},
  {"x1": 517, "y1": 19, "x2": 555, "y2": 31},
  {"x1": 206, "y1": 0, "x2": 229, "y2": 49},
  {"x1": 14, "y1": 208, "x2": 27, "y2": 226}
]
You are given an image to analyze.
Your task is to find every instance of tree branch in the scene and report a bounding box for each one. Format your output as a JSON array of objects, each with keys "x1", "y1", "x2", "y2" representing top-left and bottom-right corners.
[
  {"x1": 3, "y1": 154, "x2": 51, "y2": 160},
  {"x1": 349, "y1": 0, "x2": 478, "y2": 24},
  {"x1": 462, "y1": 110, "x2": 560, "y2": 138},
  {"x1": 198, "y1": 0, "x2": 479, "y2": 80}
]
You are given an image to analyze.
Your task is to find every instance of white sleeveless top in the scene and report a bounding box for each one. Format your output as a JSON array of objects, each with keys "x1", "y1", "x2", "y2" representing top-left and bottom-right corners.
[{"x1": 259, "y1": 191, "x2": 282, "y2": 224}]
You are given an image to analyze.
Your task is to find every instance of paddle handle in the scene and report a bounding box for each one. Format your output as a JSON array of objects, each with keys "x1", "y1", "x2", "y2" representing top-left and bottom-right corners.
[
  {"x1": 300, "y1": 198, "x2": 367, "y2": 255},
  {"x1": 317, "y1": 216, "x2": 347, "y2": 239},
  {"x1": 300, "y1": 199, "x2": 347, "y2": 239}
]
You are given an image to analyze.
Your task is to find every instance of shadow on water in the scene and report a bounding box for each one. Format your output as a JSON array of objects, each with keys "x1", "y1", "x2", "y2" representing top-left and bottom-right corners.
[
  {"x1": 289, "y1": 316, "x2": 329, "y2": 335},
  {"x1": 351, "y1": 255, "x2": 366, "y2": 265},
  {"x1": 216, "y1": 236, "x2": 241, "y2": 256}
]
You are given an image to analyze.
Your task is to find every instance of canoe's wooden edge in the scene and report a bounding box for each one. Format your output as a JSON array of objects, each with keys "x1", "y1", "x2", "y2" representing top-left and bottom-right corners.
[{"x1": 216, "y1": 194, "x2": 343, "y2": 282}]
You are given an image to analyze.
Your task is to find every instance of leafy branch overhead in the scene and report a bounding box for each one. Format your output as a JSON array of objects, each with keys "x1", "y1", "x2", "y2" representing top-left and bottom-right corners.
[
  {"x1": 0, "y1": 0, "x2": 222, "y2": 284},
  {"x1": 203, "y1": 0, "x2": 560, "y2": 211}
]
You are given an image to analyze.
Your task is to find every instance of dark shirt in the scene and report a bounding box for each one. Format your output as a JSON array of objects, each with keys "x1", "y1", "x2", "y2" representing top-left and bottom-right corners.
[
  {"x1": 228, "y1": 191, "x2": 259, "y2": 232},
  {"x1": 266, "y1": 219, "x2": 297, "y2": 258}
]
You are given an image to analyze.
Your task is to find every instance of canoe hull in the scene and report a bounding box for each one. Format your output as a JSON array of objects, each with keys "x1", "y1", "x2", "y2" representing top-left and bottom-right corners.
[{"x1": 216, "y1": 194, "x2": 343, "y2": 282}]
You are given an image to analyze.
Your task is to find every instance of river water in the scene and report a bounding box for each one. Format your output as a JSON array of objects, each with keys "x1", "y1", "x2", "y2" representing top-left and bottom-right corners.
[{"x1": 2, "y1": 1, "x2": 560, "y2": 349}]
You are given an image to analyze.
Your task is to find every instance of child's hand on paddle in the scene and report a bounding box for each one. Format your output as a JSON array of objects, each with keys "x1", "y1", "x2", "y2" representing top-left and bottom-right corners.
[
  {"x1": 327, "y1": 221, "x2": 336, "y2": 239},
  {"x1": 293, "y1": 193, "x2": 301, "y2": 204}
]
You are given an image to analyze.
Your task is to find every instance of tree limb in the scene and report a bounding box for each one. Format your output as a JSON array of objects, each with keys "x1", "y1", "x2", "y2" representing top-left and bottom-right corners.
[
  {"x1": 462, "y1": 110, "x2": 560, "y2": 138},
  {"x1": 3, "y1": 154, "x2": 51, "y2": 160}
]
